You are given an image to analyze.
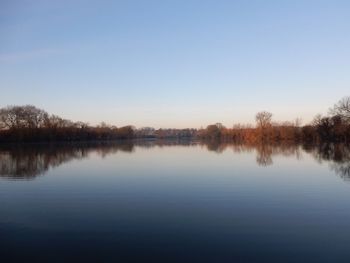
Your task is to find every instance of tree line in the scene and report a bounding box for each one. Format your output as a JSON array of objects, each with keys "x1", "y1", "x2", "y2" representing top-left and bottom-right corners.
[
  {"x1": 0, "y1": 96, "x2": 349, "y2": 143},
  {"x1": 0, "y1": 105, "x2": 134, "y2": 142},
  {"x1": 199, "y1": 96, "x2": 350, "y2": 143}
]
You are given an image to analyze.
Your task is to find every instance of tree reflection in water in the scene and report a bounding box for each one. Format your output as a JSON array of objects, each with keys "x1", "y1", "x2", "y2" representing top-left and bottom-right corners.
[
  {"x1": 0, "y1": 142, "x2": 135, "y2": 180},
  {"x1": 302, "y1": 143, "x2": 350, "y2": 181},
  {"x1": 204, "y1": 141, "x2": 302, "y2": 167},
  {"x1": 0, "y1": 140, "x2": 349, "y2": 181}
]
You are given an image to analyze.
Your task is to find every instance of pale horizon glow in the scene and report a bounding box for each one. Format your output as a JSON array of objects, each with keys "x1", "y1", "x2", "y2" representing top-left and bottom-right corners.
[{"x1": 1, "y1": 0, "x2": 349, "y2": 128}]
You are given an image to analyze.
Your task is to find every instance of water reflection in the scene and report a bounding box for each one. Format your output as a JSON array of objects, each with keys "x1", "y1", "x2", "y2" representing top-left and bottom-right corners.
[
  {"x1": 204, "y1": 141, "x2": 302, "y2": 166},
  {"x1": 303, "y1": 143, "x2": 350, "y2": 181},
  {"x1": 0, "y1": 140, "x2": 349, "y2": 180},
  {"x1": 0, "y1": 142, "x2": 134, "y2": 180}
]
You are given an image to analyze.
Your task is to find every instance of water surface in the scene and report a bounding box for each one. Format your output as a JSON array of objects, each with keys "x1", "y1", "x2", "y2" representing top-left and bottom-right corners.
[{"x1": 1, "y1": 141, "x2": 350, "y2": 262}]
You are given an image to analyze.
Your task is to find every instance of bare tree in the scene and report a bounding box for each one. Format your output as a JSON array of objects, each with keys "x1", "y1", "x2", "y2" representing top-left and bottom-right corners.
[
  {"x1": 0, "y1": 106, "x2": 17, "y2": 129},
  {"x1": 22, "y1": 105, "x2": 48, "y2": 128},
  {"x1": 0, "y1": 105, "x2": 49, "y2": 129},
  {"x1": 0, "y1": 105, "x2": 48, "y2": 129},
  {"x1": 255, "y1": 111, "x2": 273, "y2": 141},
  {"x1": 330, "y1": 96, "x2": 350, "y2": 122},
  {"x1": 312, "y1": 114, "x2": 323, "y2": 126},
  {"x1": 255, "y1": 111, "x2": 272, "y2": 129}
]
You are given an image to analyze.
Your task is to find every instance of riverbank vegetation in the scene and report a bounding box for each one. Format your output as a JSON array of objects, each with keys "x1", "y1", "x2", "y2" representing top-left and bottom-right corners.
[
  {"x1": 199, "y1": 97, "x2": 350, "y2": 143},
  {"x1": 0, "y1": 97, "x2": 349, "y2": 143},
  {"x1": 0, "y1": 105, "x2": 134, "y2": 142}
]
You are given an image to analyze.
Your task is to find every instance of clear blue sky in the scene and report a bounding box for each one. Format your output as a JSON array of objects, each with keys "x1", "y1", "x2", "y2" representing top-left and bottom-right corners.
[{"x1": 1, "y1": 0, "x2": 349, "y2": 128}]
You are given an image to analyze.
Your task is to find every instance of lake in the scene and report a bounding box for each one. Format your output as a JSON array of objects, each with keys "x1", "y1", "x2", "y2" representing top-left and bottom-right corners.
[{"x1": 1, "y1": 140, "x2": 350, "y2": 262}]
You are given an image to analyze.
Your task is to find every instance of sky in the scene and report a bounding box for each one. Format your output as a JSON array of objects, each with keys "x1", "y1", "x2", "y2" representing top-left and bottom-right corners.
[{"x1": 0, "y1": 0, "x2": 349, "y2": 128}]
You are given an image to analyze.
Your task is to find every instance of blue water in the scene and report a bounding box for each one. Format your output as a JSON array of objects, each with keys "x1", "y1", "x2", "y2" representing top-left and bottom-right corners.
[{"x1": 1, "y1": 142, "x2": 350, "y2": 262}]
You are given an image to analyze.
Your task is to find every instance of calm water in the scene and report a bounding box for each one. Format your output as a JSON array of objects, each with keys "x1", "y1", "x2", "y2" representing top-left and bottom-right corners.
[{"x1": 1, "y1": 141, "x2": 350, "y2": 262}]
